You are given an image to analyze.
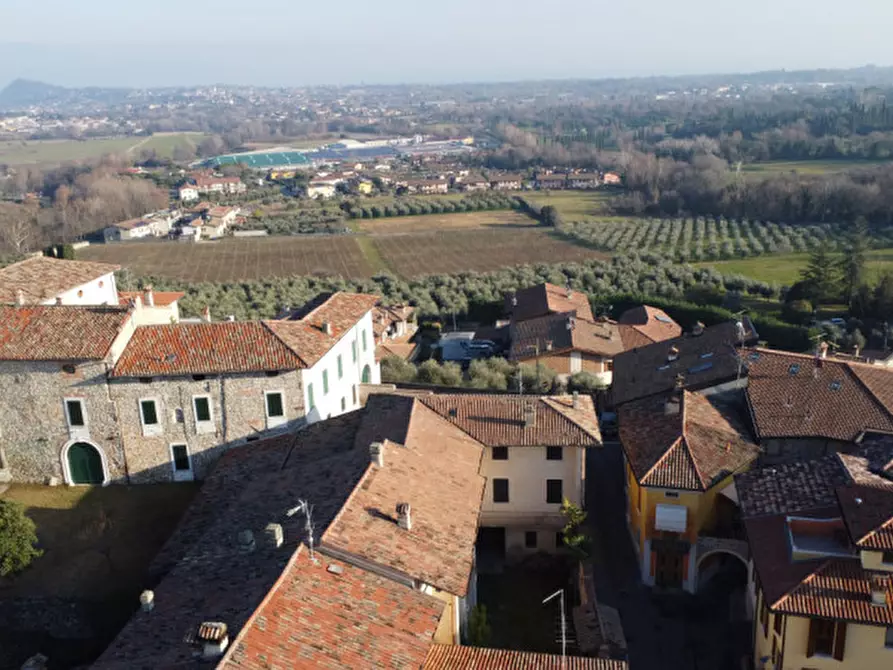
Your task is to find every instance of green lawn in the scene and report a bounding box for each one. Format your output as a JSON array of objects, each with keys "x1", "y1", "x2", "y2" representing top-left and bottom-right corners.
[
  {"x1": 523, "y1": 190, "x2": 622, "y2": 221},
  {"x1": 739, "y1": 159, "x2": 891, "y2": 176},
  {"x1": 0, "y1": 132, "x2": 208, "y2": 166},
  {"x1": 136, "y1": 132, "x2": 208, "y2": 159},
  {"x1": 697, "y1": 249, "x2": 893, "y2": 285}
]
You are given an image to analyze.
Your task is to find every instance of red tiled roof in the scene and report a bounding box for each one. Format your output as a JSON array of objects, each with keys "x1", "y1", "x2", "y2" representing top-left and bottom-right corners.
[
  {"x1": 745, "y1": 349, "x2": 893, "y2": 442},
  {"x1": 419, "y1": 394, "x2": 602, "y2": 447},
  {"x1": 510, "y1": 311, "x2": 625, "y2": 360},
  {"x1": 620, "y1": 391, "x2": 759, "y2": 491},
  {"x1": 424, "y1": 644, "x2": 628, "y2": 669},
  {"x1": 376, "y1": 341, "x2": 418, "y2": 362},
  {"x1": 225, "y1": 549, "x2": 445, "y2": 670},
  {"x1": 736, "y1": 455, "x2": 850, "y2": 518},
  {"x1": 507, "y1": 283, "x2": 595, "y2": 323},
  {"x1": 0, "y1": 305, "x2": 131, "y2": 361},
  {"x1": 322, "y1": 401, "x2": 486, "y2": 596},
  {"x1": 118, "y1": 290, "x2": 184, "y2": 307},
  {"x1": 111, "y1": 322, "x2": 306, "y2": 376},
  {"x1": 837, "y1": 485, "x2": 893, "y2": 550},
  {"x1": 299, "y1": 291, "x2": 379, "y2": 338},
  {"x1": 617, "y1": 305, "x2": 682, "y2": 344},
  {"x1": 0, "y1": 256, "x2": 120, "y2": 304},
  {"x1": 617, "y1": 324, "x2": 655, "y2": 351}
]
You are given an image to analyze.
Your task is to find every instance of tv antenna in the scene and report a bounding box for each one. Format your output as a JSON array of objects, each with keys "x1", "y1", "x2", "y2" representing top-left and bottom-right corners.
[
  {"x1": 287, "y1": 499, "x2": 317, "y2": 563},
  {"x1": 542, "y1": 589, "x2": 566, "y2": 667}
]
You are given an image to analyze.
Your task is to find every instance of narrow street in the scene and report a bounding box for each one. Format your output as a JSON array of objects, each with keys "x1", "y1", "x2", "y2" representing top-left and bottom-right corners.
[{"x1": 586, "y1": 443, "x2": 751, "y2": 670}]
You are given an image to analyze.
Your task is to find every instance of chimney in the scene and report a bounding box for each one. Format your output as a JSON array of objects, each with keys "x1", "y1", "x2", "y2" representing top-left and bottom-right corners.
[
  {"x1": 370, "y1": 441, "x2": 384, "y2": 467},
  {"x1": 665, "y1": 374, "x2": 684, "y2": 415},
  {"x1": 196, "y1": 622, "x2": 229, "y2": 659},
  {"x1": 55, "y1": 296, "x2": 63, "y2": 305},
  {"x1": 819, "y1": 341, "x2": 829, "y2": 359},
  {"x1": 396, "y1": 502, "x2": 412, "y2": 531},
  {"x1": 139, "y1": 589, "x2": 155, "y2": 612},
  {"x1": 321, "y1": 322, "x2": 333, "y2": 336},
  {"x1": 145, "y1": 285, "x2": 155, "y2": 307},
  {"x1": 236, "y1": 529, "x2": 255, "y2": 553},
  {"x1": 132, "y1": 294, "x2": 143, "y2": 311},
  {"x1": 566, "y1": 316, "x2": 576, "y2": 331},
  {"x1": 667, "y1": 346, "x2": 680, "y2": 362},
  {"x1": 692, "y1": 321, "x2": 705, "y2": 336},
  {"x1": 523, "y1": 403, "x2": 536, "y2": 428},
  {"x1": 572, "y1": 391, "x2": 580, "y2": 409},
  {"x1": 202, "y1": 305, "x2": 212, "y2": 323},
  {"x1": 870, "y1": 573, "x2": 890, "y2": 607},
  {"x1": 264, "y1": 522, "x2": 284, "y2": 549},
  {"x1": 15, "y1": 289, "x2": 25, "y2": 306}
]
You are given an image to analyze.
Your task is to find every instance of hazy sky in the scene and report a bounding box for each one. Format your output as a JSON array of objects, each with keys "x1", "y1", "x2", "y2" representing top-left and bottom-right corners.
[{"x1": 1, "y1": 0, "x2": 891, "y2": 87}]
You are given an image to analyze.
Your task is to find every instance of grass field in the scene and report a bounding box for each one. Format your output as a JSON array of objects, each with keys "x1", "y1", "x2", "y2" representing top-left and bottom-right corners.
[
  {"x1": 739, "y1": 159, "x2": 891, "y2": 176},
  {"x1": 523, "y1": 190, "x2": 620, "y2": 221},
  {"x1": 697, "y1": 249, "x2": 893, "y2": 284},
  {"x1": 79, "y1": 225, "x2": 608, "y2": 281},
  {"x1": 358, "y1": 209, "x2": 534, "y2": 234},
  {"x1": 0, "y1": 132, "x2": 208, "y2": 166}
]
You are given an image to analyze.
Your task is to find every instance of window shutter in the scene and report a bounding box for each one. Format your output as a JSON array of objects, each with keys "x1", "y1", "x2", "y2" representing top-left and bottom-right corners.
[
  {"x1": 833, "y1": 621, "x2": 847, "y2": 661},
  {"x1": 806, "y1": 619, "x2": 817, "y2": 658}
]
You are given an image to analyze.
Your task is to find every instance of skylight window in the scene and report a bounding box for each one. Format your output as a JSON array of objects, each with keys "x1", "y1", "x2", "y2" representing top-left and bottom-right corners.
[
  {"x1": 829, "y1": 381, "x2": 842, "y2": 391},
  {"x1": 655, "y1": 314, "x2": 673, "y2": 323},
  {"x1": 748, "y1": 352, "x2": 761, "y2": 361},
  {"x1": 688, "y1": 362, "x2": 713, "y2": 374},
  {"x1": 788, "y1": 363, "x2": 800, "y2": 375},
  {"x1": 700, "y1": 352, "x2": 714, "y2": 359}
]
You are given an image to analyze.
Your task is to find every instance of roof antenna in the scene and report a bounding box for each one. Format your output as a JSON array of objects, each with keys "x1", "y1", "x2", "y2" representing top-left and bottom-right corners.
[
  {"x1": 287, "y1": 499, "x2": 318, "y2": 564},
  {"x1": 542, "y1": 589, "x2": 566, "y2": 665}
]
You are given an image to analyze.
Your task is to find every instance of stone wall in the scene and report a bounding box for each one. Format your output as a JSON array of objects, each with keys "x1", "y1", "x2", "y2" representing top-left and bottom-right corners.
[{"x1": 0, "y1": 360, "x2": 125, "y2": 484}]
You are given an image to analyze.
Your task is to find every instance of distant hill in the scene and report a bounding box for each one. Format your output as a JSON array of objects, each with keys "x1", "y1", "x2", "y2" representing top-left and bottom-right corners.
[{"x1": 0, "y1": 78, "x2": 68, "y2": 108}]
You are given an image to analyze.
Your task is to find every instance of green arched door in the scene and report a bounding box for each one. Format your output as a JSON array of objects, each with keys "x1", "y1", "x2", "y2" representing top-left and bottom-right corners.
[
  {"x1": 68, "y1": 442, "x2": 104, "y2": 484},
  {"x1": 361, "y1": 365, "x2": 371, "y2": 383}
]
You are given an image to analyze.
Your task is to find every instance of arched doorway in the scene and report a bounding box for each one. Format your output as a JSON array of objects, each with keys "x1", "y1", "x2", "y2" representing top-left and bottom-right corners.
[
  {"x1": 361, "y1": 365, "x2": 371, "y2": 383},
  {"x1": 65, "y1": 441, "x2": 105, "y2": 485}
]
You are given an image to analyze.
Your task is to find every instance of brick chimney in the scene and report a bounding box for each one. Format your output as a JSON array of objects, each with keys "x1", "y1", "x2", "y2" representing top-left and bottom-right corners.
[
  {"x1": 870, "y1": 573, "x2": 890, "y2": 607},
  {"x1": 145, "y1": 285, "x2": 155, "y2": 307},
  {"x1": 370, "y1": 441, "x2": 384, "y2": 467},
  {"x1": 195, "y1": 622, "x2": 229, "y2": 659},
  {"x1": 202, "y1": 305, "x2": 212, "y2": 323},
  {"x1": 396, "y1": 502, "x2": 412, "y2": 531}
]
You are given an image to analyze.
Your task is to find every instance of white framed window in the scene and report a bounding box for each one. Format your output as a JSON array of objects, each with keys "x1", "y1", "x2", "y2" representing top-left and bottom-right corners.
[
  {"x1": 139, "y1": 398, "x2": 162, "y2": 436},
  {"x1": 570, "y1": 352, "x2": 582, "y2": 373},
  {"x1": 265, "y1": 390, "x2": 286, "y2": 428},
  {"x1": 192, "y1": 395, "x2": 214, "y2": 434},
  {"x1": 169, "y1": 443, "x2": 194, "y2": 481},
  {"x1": 64, "y1": 398, "x2": 88, "y2": 436}
]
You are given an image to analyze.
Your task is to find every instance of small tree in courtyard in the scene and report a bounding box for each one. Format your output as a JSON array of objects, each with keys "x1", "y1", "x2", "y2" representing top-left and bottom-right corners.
[
  {"x1": 559, "y1": 498, "x2": 591, "y2": 560},
  {"x1": 0, "y1": 499, "x2": 42, "y2": 577}
]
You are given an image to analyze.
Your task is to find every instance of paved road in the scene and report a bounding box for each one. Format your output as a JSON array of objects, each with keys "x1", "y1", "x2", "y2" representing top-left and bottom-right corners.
[{"x1": 586, "y1": 443, "x2": 751, "y2": 670}]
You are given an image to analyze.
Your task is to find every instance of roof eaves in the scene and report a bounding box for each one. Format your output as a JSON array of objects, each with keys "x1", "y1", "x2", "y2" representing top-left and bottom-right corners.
[
  {"x1": 638, "y1": 436, "x2": 684, "y2": 486},
  {"x1": 769, "y1": 558, "x2": 834, "y2": 611}
]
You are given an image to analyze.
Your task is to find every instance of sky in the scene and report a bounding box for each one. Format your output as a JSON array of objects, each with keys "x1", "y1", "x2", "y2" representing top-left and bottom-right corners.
[{"x1": 1, "y1": 0, "x2": 892, "y2": 88}]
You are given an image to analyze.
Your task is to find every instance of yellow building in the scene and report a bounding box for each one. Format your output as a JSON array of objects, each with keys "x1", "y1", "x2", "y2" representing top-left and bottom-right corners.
[
  {"x1": 738, "y1": 444, "x2": 893, "y2": 669},
  {"x1": 356, "y1": 179, "x2": 374, "y2": 194},
  {"x1": 619, "y1": 387, "x2": 759, "y2": 591}
]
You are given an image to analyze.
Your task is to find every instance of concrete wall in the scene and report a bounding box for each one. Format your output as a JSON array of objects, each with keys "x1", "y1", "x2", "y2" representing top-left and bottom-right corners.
[
  {"x1": 43, "y1": 272, "x2": 118, "y2": 307},
  {"x1": 861, "y1": 549, "x2": 893, "y2": 573},
  {"x1": 528, "y1": 351, "x2": 612, "y2": 385},
  {"x1": 110, "y1": 370, "x2": 305, "y2": 483},
  {"x1": 301, "y1": 311, "x2": 379, "y2": 423},
  {"x1": 0, "y1": 360, "x2": 125, "y2": 484}
]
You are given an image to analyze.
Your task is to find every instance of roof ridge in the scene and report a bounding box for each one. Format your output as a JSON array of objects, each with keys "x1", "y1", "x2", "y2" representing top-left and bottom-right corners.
[
  {"x1": 298, "y1": 290, "x2": 343, "y2": 322},
  {"x1": 640, "y1": 436, "x2": 685, "y2": 484},
  {"x1": 771, "y1": 558, "x2": 834, "y2": 610},
  {"x1": 261, "y1": 320, "x2": 312, "y2": 368},
  {"x1": 846, "y1": 362, "x2": 893, "y2": 422},
  {"x1": 540, "y1": 396, "x2": 602, "y2": 442},
  {"x1": 679, "y1": 435, "x2": 709, "y2": 490}
]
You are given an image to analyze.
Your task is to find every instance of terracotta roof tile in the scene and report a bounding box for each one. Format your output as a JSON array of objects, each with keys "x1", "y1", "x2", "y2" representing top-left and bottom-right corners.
[
  {"x1": 118, "y1": 290, "x2": 184, "y2": 307},
  {"x1": 0, "y1": 256, "x2": 119, "y2": 304},
  {"x1": 620, "y1": 391, "x2": 759, "y2": 491},
  {"x1": 617, "y1": 305, "x2": 682, "y2": 344},
  {"x1": 617, "y1": 324, "x2": 655, "y2": 351},
  {"x1": 419, "y1": 394, "x2": 602, "y2": 447},
  {"x1": 299, "y1": 291, "x2": 379, "y2": 338},
  {"x1": 611, "y1": 320, "x2": 756, "y2": 406},
  {"x1": 509, "y1": 311, "x2": 625, "y2": 360},
  {"x1": 111, "y1": 322, "x2": 307, "y2": 376},
  {"x1": 736, "y1": 455, "x2": 849, "y2": 518},
  {"x1": 376, "y1": 341, "x2": 418, "y2": 362},
  {"x1": 506, "y1": 283, "x2": 595, "y2": 323},
  {"x1": 746, "y1": 349, "x2": 893, "y2": 441},
  {"x1": 224, "y1": 550, "x2": 445, "y2": 670},
  {"x1": 424, "y1": 644, "x2": 628, "y2": 669},
  {"x1": 837, "y1": 485, "x2": 893, "y2": 550},
  {"x1": 0, "y1": 304, "x2": 131, "y2": 361}
]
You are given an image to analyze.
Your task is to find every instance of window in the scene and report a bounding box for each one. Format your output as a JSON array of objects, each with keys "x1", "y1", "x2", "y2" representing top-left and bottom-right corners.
[
  {"x1": 352, "y1": 340, "x2": 358, "y2": 363},
  {"x1": 546, "y1": 446, "x2": 563, "y2": 461},
  {"x1": 341, "y1": 397, "x2": 346, "y2": 412},
  {"x1": 337, "y1": 354, "x2": 343, "y2": 379},
  {"x1": 492, "y1": 446, "x2": 509, "y2": 460},
  {"x1": 807, "y1": 618, "x2": 846, "y2": 660},
  {"x1": 192, "y1": 396, "x2": 213, "y2": 433},
  {"x1": 555, "y1": 531, "x2": 564, "y2": 548},
  {"x1": 307, "y1": 383, "x2": 315, "y2": 410},
  {"x1": 546, "y1": 479, "x2": 563, "y2": 504},
  {"x1": 665, "y1": 491, "x2": 680, "y2": 499},
  {"x1": 352, "y1": 385, "x2": 358, "y2": 406},
  {"x1": 493, "y1": 479, "x2": 509, "y2": 503},
  {"x1": 265, "y1": 391, "x2": 286, "y2": 428},
  {"x1": 773, "y1": 611, "x2": 783, "y2": 635},
  {"x1": 139, "y1": 376, "x2": 152, "y2": 384},
  {"x1": 323, "y1": 370, "x2": 329, "y2": 395},
  {"x1": 525, "y1": 531, "x2": 537, "y2": 549},
  {"x1": 139, "y1": 399, "x2": 161, "y2": 435},
  {"x1": 885, "y1": 627, "x2": 893, "y2": 649},
  {"x1": 192, "y1": 374, "x2": 207, "y2": 382},
  {"x1": 61, "y1": 364, "x2": 76, "y2": 374},
  {"x1": 65, "y1": 399, "x2": 86, "y2": 429},
  {"x1": 883, "y1": 550, "x2": 893, "y2": 565},
  {"x1": 362, "y1": 329, "x2": 368, "y2": 352},
  {"x1": 169, "y1": 444, "x2": 193, "y2": 481}
]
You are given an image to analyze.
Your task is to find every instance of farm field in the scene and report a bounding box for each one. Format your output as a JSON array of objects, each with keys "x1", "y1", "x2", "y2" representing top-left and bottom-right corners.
[
  {"x1": 523, "y1": 190, "x2": 619, "y2": 221},
  {"x1": 79, "y1": 227, "x2": 608, "y2": 281},
  {"x1": 79, "y1": 236, "x2": 377, "y2": 281},
  {"x1": 0, "y1": 132, "x2": 207, "y2": 166},
  {"x1": 358, "y1": 209, "x2": 534, "y2": 234},
  {"x1": 740, "y1": 159, "x2": 891, "y2": 176},
  {"x1": 697, "y1": 249, "x2": 893, "y2": 285}
]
